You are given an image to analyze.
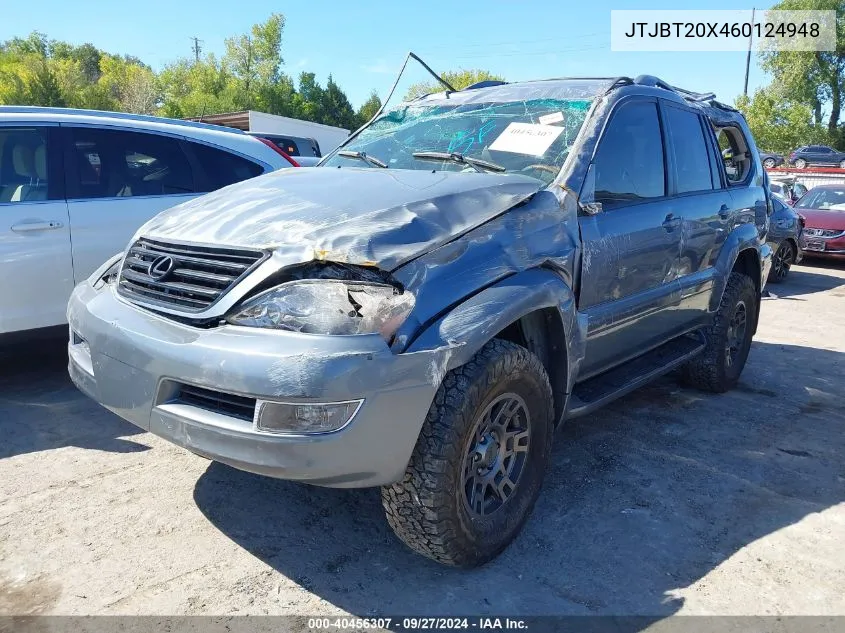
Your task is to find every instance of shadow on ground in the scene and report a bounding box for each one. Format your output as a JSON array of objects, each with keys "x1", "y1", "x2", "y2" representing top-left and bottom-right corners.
[
  {"x1": 193, "y1": 340, "x2": 845, "y2": 617},
  {"x1": 0, "y1": 334, "x2": 148, "y2": 459},
  {"x1": 769, "y1": 263, "x2": 845, "y2": 299}
]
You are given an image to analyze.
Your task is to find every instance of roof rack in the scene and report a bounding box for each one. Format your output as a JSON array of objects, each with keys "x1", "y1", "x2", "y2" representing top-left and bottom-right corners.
[{"x1": 632, "y1": 75, "x2": 717, "y2": 102}]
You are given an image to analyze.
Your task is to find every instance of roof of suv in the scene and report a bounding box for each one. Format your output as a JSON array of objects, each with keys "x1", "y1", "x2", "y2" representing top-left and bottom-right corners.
[
  {"x1": 403, "y1": 75, "x2": 742, "y2": 128},
  {"x1": 0, "y1": 106, "x2": 280, "y2": 163}
]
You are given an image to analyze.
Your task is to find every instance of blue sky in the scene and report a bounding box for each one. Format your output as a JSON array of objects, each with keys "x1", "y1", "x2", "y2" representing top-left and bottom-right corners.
[{"x1": 2, "y1": 0, "x2": 775, "y2": 109}]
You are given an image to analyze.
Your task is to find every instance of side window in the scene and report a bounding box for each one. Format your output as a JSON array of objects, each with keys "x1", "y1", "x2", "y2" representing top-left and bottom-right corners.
[
  {"x1": 715, "y1": 127, "x2": 750, "y2": 184},
  {"x1": 271, "y1": 137, "x2": 300, "y2": 156},
  {"x1": 189, "y1": 142, "x2": 264, "y2": 191},
  {"x1": 0, "y1": 127, "x2": 50, "y2": 203},
  {"x1": 593, "y1": 101, "x2": 665, "y2": 207},
  {"x1": 664, "y1": 107, "x2": 713, "y2": 193},
  {"x1": 68, "y1": 128, "x2": 193, "y2": 199}
]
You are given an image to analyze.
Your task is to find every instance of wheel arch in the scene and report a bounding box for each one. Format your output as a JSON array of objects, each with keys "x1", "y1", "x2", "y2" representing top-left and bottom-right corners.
[{"x1": 405, "y1": 267, "x2": 584, "y2": 425}]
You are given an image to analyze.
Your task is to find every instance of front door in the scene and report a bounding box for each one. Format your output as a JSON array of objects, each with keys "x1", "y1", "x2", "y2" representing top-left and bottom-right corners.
[
  {"x1": 0, "y1": 124, "x2": 74, "y2": 334},
  {"x1": 577, "y1": 98, "x2": 683, "y2": 379}
]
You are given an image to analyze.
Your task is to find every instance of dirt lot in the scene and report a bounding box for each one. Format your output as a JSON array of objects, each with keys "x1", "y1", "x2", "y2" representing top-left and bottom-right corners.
[{"x1": 1, "y1": 262, "x2": 843, "y2": 619}]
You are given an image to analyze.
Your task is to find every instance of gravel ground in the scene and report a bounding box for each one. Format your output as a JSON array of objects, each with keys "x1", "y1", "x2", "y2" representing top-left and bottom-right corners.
[{"x1": 0, "y1": 261, "x2": 843, "y2": 619}]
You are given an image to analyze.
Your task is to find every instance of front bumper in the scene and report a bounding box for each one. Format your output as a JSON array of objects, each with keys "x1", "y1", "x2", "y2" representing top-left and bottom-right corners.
[
  {"x1": 67, "y1": 282, "x2": 450, "y2": 487},
  {"x1": 802, "y1": 235, "x2": 845, "y2": 260}
]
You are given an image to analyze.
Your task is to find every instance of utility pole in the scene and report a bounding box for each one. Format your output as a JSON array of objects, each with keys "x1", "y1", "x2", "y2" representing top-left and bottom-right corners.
[
  {"x1": 744, "y1": 8, "x2": 755, "y2": 97},
  {"x1": 190, "y1": 37, "x2": 203, "y2": 63}
]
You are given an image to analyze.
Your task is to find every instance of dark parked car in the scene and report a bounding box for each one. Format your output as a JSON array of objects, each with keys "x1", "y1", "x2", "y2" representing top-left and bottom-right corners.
[
  {"x1": 767, "y1": 194, "x2": 806, "y2": 282},
  {"x1": 792, "y1": 184, "x2": 845, "y2": 260},
  {"x1": 69, "y1": 75, "x2": 772, "y2": 567},
  {"x1": 788, "y1": 145, "x2": 845, "y2": 169},
  {"x1": 760, "y1": 151, "x2": 785, "y2": 169}
]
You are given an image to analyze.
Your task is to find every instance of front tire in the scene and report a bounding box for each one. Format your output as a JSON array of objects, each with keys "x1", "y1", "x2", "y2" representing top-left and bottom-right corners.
[
  {"x1": 680, "y1": 272, "x2": 757, "y2": 393},
  {"x1": 382, "y1": 339, "x2": 554, "y2": 567},
  {"x1": 768, "y1": 241, "x2": 795, "y2": 283}
]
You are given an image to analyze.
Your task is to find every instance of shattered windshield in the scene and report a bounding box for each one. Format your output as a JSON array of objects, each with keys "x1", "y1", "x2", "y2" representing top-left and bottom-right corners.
[{"x1": 323, "y1": 96, "x2": 593, "y2": 185}]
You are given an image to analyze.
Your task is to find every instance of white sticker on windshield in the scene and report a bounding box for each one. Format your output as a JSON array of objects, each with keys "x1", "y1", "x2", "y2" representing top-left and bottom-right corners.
[
  {"x1": 489, "y1": 123, "x2": 564, "y2": 156},
  {"x1": 538, "y1": 111, "x2": 564, "y2": 125}
]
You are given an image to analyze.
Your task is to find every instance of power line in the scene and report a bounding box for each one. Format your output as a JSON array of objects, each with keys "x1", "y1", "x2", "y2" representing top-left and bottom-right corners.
[{"x1": 190, "y1": 36, "x2": 203, "y2": 63}]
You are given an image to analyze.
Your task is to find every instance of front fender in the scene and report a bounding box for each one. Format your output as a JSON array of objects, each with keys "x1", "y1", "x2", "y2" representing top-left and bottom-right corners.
[{"x1": 406, "y1": 268, "x2": 587, "y2": 394}]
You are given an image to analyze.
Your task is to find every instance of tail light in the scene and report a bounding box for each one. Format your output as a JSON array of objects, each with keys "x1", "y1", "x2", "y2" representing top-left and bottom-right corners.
[{"x1": 256, "y1": 137, "x2": 300, "y2": 167}]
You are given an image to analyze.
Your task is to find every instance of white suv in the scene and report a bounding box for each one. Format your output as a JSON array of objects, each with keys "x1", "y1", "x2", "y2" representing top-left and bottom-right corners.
[{"x1": 0, "y1": 106, "x2": 295, "y2": 336}]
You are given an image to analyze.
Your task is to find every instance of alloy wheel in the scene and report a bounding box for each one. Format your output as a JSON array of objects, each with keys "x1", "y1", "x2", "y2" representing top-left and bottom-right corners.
[
  {"x1": 461, "y1": 393, "x2": 531, "y2": 517},
  {"x1": 725, "y1": 300, "x2": 748, "y2": 368},
  {"x1": 773, "y1": 242, "x2": 794, "y2": 280}
]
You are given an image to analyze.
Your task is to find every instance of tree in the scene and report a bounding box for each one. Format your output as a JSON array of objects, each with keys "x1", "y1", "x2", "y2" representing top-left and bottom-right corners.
[
  {"x1": 223, "y1": 13, "x2": 285, "y2": 109},
  {"x1": 736, "y1": 88, "x2": 829, "y2": 153},
  {"x1": 0, "y1": 18, "x2": 368, "y2": 132},
  {"x1": 356, "y1": 90, "x2": 382, "y2": 126},
  {"x1": 405, "y1": 69, "x2": 505, "y2": 100},
  {"x1": 319, "y1": 75, "x2": 358, "y2": 129},
  {"x1": 761, "y1": 0, "x2": 845, "y2": 136},
  {"x1": 27, "y1": 59, "x2": 65, "y2": 107}
]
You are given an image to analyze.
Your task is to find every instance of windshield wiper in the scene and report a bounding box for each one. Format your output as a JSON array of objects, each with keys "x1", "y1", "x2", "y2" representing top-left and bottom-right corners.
[
  {"x1": 412, "y1": 151, "x2": 506, "y2": 174},
  {"x1": 337, "y1": 150, "x2": 388, "y2": 168}
]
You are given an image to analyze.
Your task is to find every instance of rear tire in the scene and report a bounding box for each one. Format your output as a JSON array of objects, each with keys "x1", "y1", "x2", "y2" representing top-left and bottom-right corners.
[
  {"x1": 794, "y1": 158, "x2": 807, "y2": 169},
  {"x1": 763, "y1": 158, "x2": 776, "y2": 169},
  {"x1": 381, "y1": 339, "x2": 554, "y2": 567},
  {"x1": 768, "y1": 241, "x2": 795, "y2": 283},
  {"x1": 680, "y1": 272, "x2": 757, "y2": 393}
]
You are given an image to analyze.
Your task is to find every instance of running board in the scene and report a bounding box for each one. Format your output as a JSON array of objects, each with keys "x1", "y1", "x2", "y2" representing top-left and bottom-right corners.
[{"x1": 566, "y1": 335, "x2": 705, "y2": 419}]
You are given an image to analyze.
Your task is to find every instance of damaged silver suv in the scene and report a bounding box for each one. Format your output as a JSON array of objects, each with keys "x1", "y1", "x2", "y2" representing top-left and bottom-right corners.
[{"x1": 68, "y1": 75, "x2": 772, "y2": 567}]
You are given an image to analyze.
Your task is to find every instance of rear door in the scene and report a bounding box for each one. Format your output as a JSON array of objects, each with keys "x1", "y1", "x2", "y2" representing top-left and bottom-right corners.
[
  {"x1": 0, "y1": 124, "x2": 74, "y2": 334},
  {"x1": 63, "y1": 126, "x2": 199, "y2": 283},
  {"x1": 577, "y1": 98, "x2": 683, "y2": 379},
  {"x1": 661, "y1": 102, "x2": 733, "y2": 325}
]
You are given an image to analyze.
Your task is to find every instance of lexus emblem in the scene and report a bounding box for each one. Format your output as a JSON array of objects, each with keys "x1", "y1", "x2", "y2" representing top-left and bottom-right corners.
[{"x1": 147, "y1": 255, "x2": 176, "y2": 281}]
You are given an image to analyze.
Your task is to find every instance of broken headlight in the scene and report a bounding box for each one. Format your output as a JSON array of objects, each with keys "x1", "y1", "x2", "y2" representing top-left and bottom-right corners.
[{"x1": 226, "y1": 280, "x2": 415, "y2": 341}]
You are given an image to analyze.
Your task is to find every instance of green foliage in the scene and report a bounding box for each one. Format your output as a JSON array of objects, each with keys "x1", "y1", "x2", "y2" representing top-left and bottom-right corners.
[
  {"x1": 736, "y1": 88, "x2": 832, "y2": 153},
  {"x1": 761, "y1": 0, "x2": 845, "y2": 136},
  {"x1": 405, "y1": 69, "x2": 505, "y2": 101},
  {"x1": 1, "y1": 14, "x2": 373, "y2": 130},
  {"x1": 357, "y1": 90, "x2": 382, "y2": 126}
]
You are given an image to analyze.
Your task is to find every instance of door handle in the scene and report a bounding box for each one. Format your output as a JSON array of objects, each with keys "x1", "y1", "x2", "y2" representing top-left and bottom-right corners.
[
  {"x1": 662, "y1": 213, "x2": 681, "y2": 231},
  {"x1": 10, "y1": 220, "x2": 64, "y2": 233},
  {"x1": 718, "y1": 204, "x2": 731, "y2": 219}
]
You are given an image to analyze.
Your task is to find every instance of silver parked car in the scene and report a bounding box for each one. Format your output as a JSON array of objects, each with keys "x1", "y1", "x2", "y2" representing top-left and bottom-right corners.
[{"x1": 0, "y1": 106, "x2": 294, "y2": 337}]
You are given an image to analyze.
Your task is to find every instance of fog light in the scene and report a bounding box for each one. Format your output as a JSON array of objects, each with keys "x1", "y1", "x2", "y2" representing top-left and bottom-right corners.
[{"x1": 255, "y1": 400, "x2": 363, "y2": 435}]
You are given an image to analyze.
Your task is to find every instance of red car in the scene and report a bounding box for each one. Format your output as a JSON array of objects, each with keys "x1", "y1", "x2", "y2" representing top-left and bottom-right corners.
[{"x1": 793, "y1": 184, "x2": 845, "y2": 261}]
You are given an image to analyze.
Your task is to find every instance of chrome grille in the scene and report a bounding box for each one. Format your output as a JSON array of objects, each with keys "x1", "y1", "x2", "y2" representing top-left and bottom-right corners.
[
  {"x1": 804, "y1": 227, "x2": 844, "y2": 238},
  {"x1": 118, "y1": 238, "x2": 266, "y2": 312}
]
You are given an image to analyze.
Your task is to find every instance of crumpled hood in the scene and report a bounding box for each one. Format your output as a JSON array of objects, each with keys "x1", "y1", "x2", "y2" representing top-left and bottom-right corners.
[
  {"x1": 136, "y1": 167, "x2": 543, "y2": 270},
  {"x1": 796, "y1": 208, "x2": 845, "y2": 231}
]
